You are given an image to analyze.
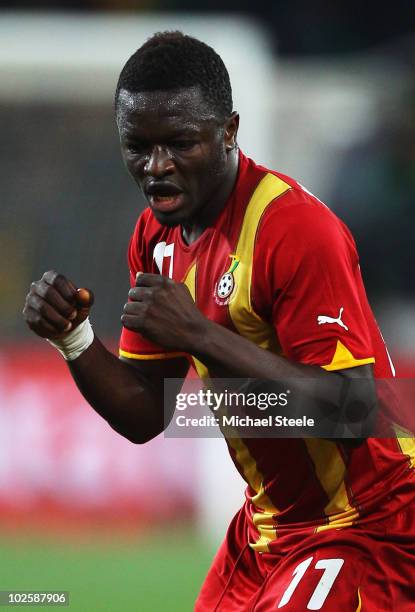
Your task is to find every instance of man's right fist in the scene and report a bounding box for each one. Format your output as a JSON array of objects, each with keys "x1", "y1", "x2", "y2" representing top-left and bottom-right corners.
[{"x1": 23, "y1": 270, "x2": 94, "y2": 340}]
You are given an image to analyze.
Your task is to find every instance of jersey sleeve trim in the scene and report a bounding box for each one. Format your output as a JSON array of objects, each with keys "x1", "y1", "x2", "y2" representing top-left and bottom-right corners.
[
  {"x1": 321, "y1": 340, "x2": 375, "y2": 371},
  {"x1": 119, "y1": 349, "x2": 187, "y2": 360}
]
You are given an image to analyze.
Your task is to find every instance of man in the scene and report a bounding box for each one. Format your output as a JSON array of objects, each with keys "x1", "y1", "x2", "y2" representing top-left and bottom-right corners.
[{"x1": 23, "y1": 32, "x2": 415, "y2": 610}]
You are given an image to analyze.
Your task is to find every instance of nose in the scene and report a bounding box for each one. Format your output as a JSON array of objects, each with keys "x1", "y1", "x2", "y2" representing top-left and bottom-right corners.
[{"x1": 144, "y1": 145, "x2": 174, "y2": 178}]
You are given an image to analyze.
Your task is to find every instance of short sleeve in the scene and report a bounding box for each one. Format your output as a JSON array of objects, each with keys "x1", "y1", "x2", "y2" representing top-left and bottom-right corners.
[
  {"x1": 252, "y1": 198, "x2": 375, "y2": 371},
  {"x1": 119, "y1": 214, "x2": 187, "y2": 361}
]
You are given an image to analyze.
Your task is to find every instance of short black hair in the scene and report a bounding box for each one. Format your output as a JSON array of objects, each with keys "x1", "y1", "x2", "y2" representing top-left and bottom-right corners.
[{"x1": 115, "y1": 31, "x2": 233, "y2": 120}]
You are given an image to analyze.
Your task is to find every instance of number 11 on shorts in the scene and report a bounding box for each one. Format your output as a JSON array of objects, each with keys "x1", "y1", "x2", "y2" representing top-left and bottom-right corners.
[{"x1": 277, "y1": 556, "x2": 344, "y2": 610}]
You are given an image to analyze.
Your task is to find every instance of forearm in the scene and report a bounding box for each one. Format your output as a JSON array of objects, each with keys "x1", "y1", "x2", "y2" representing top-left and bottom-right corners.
[
  {"x1": 194, "y1": 321, "x2": 376, "y2": 439},
  {"x1": 119, "y1": 273, "x2": 376, "y2": 440},
  {"x1": 22, "y1": 271, "x2": 177, "y2": 443},
  {"x1": 67, "y1": 336, "x2": 164, "y2": 443},
  {"x1": 196, "y1": 320, "x2": 338, "y2": 384}
]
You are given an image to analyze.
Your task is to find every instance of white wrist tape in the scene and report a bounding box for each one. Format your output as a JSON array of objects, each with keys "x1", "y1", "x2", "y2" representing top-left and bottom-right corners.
[{"x1": 47, "y1": 318, "x2": 94, "y2": 361}]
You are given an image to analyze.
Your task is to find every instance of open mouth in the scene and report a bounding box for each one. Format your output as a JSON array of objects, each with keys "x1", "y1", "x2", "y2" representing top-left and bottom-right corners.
[
  {"x1": 145, "y1": 182, "x2": 184, "y2": 214},
  {"x1": 149, "y1": 193, "x2": 184, "y2": 213}
]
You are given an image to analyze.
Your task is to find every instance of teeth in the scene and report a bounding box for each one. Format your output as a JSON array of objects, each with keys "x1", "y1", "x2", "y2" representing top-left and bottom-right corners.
[{"x1": 154, "y1": 195, "x2": 175, "y2": 201}]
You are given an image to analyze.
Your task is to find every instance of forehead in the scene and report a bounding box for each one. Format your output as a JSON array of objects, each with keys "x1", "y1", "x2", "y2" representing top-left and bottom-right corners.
[{"x1": 117, "y1": 87, "x2": 217, "y2": 135}]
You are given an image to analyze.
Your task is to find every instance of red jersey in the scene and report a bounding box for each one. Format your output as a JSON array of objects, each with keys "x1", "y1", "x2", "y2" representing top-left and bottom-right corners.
[{"x1": 120, "y1": 151, "x2": 415, "y2": 551}]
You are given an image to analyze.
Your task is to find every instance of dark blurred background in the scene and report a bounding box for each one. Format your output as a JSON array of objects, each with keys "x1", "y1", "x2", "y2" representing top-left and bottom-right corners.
[
  {"x1": 3, "y1": 0, "x2": 415, "y2": 56},
  {"x1": 1, "y1": 3, "x2": 415, "y2": 610},
  {"x1": 2, "y1": 0, "x2": 415, "y2": 342}
]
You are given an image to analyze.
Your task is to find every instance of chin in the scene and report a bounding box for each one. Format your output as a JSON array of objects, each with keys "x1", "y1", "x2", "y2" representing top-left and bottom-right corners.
[{"x1": 152, "y1": 210, "x2": 185, "y2": 227}]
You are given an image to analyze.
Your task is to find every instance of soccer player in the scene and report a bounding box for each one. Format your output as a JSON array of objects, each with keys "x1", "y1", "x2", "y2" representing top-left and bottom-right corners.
[{"x1": 23, "y1": 32, "x2": 415, "y2": 610}]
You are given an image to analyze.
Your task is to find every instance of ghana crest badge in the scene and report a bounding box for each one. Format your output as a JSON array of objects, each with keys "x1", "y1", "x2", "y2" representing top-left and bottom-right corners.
[{"x1": 214, "y1": 254, "x2": 240, "y2": 305}]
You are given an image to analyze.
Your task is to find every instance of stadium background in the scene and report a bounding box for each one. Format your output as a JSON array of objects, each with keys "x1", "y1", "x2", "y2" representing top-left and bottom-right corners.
[{"x1": 1, "y1": 3, "x2": 415, "y2": 610}]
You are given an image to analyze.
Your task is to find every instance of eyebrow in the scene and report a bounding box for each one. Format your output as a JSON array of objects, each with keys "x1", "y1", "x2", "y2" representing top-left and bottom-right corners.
[
  {"x1": 166, "y1": 126, "x2": 201, "y2": 136},
  {"x1": 124, "y1": 125, "x2": 202, "y2": 141}
]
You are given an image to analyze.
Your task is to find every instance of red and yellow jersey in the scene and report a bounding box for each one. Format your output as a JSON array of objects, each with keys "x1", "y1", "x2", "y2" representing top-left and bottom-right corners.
[{"x1": 120, "y1": 151, "x2": 415, "y2": 551}]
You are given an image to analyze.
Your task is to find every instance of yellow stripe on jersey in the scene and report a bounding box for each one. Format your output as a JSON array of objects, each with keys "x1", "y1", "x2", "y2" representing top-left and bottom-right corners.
[
  {"x1": 219, "y1": 174, "x2": 289, "y2": 551},
  {"x1": 227, "y1": 436, "x2": 279, "y2": 552},
  {"x1": 182, "y1": 262, "x2": 209, "y2": 379},
  {"x1": 183, "y1": 255, "x2": 279, "y2": 550},
  {"x1": 396, "y1": 435, "x2": 415, "y2": 469},
  {"x1": 183, "y1": 257, "x2": 279, "y2": 549},
  {"x1": 313, "y1": 343, "x2": 374, "y2": 530},
  {"x1": 356, "y1": 588, "x2": 362, "y2": 612},
  {"x1": 228, "y1": 172, "x2": 291, "y2": 350},
  {"x1": 305, "y1": 439, "x2": 359, "y2": 532},
  {"x1": 119, "y1": 349, "x2": 187, "y2": 360},
  {"x1": 214, "y1": 174, "x2": 288, "y2": 551},
  {"x1": 322, "y1": 340, "x2": 375, "y2": 371},
  {"x1": 182, "y1": 256, "x2": 280, "y2": 547}
]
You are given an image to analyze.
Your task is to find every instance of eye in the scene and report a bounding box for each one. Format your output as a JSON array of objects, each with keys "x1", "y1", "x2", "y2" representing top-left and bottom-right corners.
[
  {"x1": 171, "y1": 140, "x2": 197, "y2": 151},
  {"x1": 127, "y1": 142, "x2": 149, "y2": 156}
]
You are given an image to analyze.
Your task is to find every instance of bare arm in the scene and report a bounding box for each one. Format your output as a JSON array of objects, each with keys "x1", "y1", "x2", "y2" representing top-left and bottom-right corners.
[
  {"x1": 23, "y1": 270, "x2": 189, "y2": 444},
  {"x1": 122, "y1": 273, "x2": 377, "y2": 442},
  {"x1": 191, "y1": 318, "x2": 376, "y2": 442},
  {"x1": 68, "y1": 339, "x2": 189, "y2": 443}
]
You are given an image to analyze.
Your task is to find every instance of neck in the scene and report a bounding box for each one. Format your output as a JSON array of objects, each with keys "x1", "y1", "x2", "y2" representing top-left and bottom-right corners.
[{"x1": 182, "y1": 150, "x2": 239, "y2": 245}]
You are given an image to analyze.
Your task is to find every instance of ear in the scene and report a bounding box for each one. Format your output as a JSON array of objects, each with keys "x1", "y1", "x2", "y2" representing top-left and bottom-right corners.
[{"x1": 224, "y1": 112, "x2": 239, "y2": 152}]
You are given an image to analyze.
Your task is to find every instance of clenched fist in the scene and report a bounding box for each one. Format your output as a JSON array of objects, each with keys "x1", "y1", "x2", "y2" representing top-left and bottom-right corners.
[
  {"x1": 23, "y1": 270, "x2": 94, "y2": 340},
  {"x1": 121, "y1": 273, "x2": 209, "y2": 353}
]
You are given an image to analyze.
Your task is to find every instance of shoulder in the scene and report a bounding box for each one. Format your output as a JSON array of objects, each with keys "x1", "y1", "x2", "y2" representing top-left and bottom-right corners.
[
  {"x1": 256, "y1": 172, "x2": 356, "y2": 255},
  {"x1": 244, "y1": 155, "x2": 341, "y2": 234}
]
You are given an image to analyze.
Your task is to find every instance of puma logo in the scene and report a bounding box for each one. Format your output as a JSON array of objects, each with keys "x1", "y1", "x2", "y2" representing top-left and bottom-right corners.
[{"x1": 317, "y1": 307, "x2": 348, "y2": 331}]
